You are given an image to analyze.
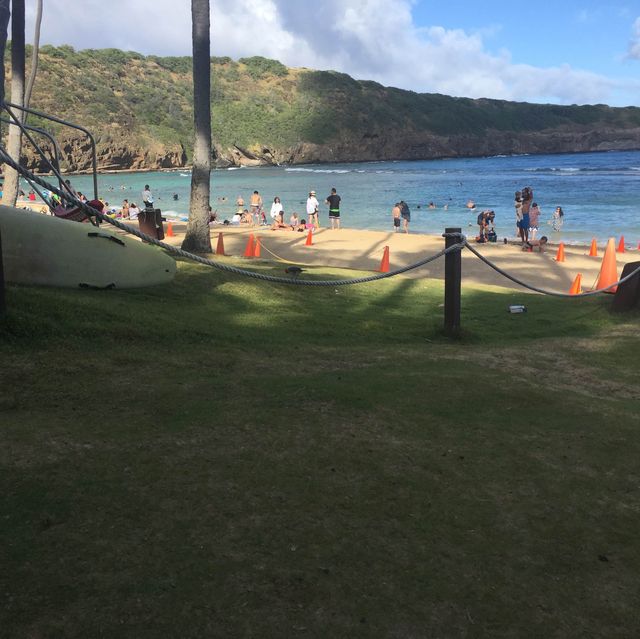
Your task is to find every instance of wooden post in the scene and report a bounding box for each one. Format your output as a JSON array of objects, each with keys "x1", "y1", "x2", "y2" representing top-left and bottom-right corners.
[
  {"x1": 444, "y1": 227, "x2": 462, "y2": 336},
  {"x1": 0, "y1": 227, "x2": 5, "y2": 316}
]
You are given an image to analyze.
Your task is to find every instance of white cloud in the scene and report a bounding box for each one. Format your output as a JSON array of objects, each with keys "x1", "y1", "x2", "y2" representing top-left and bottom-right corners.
[
  {"x1": 627, "y1": 16, "x2": 640, "y2": 59},
  {"x1": 20, "y1": 0, "x2": 639, "y2": 106}
]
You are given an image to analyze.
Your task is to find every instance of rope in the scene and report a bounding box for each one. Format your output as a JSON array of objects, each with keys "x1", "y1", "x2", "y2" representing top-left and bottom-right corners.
[
  {"x1": 254, "y1": 236, "x2": 313, "y2": 266},
  {"x1": 463, "y1": 240, "x2": 640, "y2": 297},
  {"x1": 0, "y1": 150, "x2": 460, "y2": 287}
]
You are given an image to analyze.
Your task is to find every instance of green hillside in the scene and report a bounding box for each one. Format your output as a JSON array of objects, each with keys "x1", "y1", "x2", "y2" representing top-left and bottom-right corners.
[{"x1": 4, "y1": 45, "x2": 640, "y2": 170}]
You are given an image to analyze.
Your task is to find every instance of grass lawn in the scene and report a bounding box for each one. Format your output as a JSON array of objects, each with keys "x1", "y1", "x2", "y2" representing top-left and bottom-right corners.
[{"x1": 1, "y1": 259, "x2": 640, "y2": 638}]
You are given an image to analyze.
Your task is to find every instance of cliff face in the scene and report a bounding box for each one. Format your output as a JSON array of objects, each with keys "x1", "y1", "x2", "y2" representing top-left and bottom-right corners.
[
  {"x1": 6, "y1": 48, "x2": 640, "y2": 172},
  {"x1": 220, "y1": 127, "x2": 640, "y2": 168},
  {"x1": 18, "y1": 126, "x2": 640, "y2": 173},
  {"x1": 20, "y1": 131, "x2": 187, "y2": 173}
]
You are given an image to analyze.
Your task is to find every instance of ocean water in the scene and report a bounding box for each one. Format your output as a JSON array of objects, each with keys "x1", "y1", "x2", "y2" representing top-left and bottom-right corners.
[{"x1": 62, "y1": 149, "x2": 640, "y2": 245}]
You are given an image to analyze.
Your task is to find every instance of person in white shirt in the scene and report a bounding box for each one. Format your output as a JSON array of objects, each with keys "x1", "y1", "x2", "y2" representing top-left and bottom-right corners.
[
  {"x1": 270, "y1": 196, "x2": 283, "y2": 220},
  {"x1": 142, "y1": 184, "x2": 154, "y2": 210},
  {"x1": 306, "y1": 190, "x2": 319, "y2": 229}
]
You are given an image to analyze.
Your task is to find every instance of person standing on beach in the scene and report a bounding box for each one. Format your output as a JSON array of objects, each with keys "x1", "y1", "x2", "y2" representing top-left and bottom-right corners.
[
  {"x1": 529, "y1": 202, "x2": 541, "y2": 240},
  {"x1": 270, "y1": 196, "x2": 283, "y2": 222},
  {"x1": 514, "y1": 191, "x2": 523, "y2": 239},
  {"x1": 399, "y1": 200, "x2": 410, "y2": 233},
  {"x1": 520, "y1": 186, "x2": 533, "y2": 244},
  {"x1": 142, "y1": 184, "x2": 154, "y2": 210},
  {"x1": 325, "y1": 187, "x2": 341, "y2": 229},
  {"x1": 392, "y1": 202, "x2": 401, "y2": 232},
  {"x1": 249, "y1": 190, "x2": 263, "y2": 223},
  {"x1": 306, "y1": 190, "x2": 319, "y2": 229}
]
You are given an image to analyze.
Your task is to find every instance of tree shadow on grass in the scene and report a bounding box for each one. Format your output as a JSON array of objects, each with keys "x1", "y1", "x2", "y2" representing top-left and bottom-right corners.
[{"x1": 1, "y1": 258, "x2": 635, "y2": 355}]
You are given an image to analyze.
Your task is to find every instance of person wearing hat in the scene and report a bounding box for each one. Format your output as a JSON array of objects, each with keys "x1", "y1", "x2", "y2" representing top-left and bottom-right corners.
[{"x1": 306, "y1": 190, "x2": 320, "y2": 229}]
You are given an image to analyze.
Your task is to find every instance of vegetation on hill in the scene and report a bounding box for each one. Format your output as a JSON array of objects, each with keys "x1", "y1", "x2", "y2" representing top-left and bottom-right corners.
[{"x1": 3, "y1": 44, "x2": 640, "y2": 169}]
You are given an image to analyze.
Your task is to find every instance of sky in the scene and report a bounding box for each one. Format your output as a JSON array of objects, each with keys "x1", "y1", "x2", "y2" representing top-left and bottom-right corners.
[{"x1": 21, "y1": 0, "x2": 640, "y2": 107}]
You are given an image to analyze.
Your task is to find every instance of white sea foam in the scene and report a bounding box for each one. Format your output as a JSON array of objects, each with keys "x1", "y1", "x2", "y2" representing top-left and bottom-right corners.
[{"x1": 285, "y1": 167, "x2": 350, "y2": 174}]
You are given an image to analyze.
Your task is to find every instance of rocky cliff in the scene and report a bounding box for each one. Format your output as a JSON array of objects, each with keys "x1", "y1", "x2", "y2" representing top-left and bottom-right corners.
[{"x1": 5, "y1": 48, "x2": 640, "y2": 172}]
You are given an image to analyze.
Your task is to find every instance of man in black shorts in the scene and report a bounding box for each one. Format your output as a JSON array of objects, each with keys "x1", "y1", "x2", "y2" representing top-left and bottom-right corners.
[{"x1": 325, "y1": 187, "x2": 341, "y2": 229}]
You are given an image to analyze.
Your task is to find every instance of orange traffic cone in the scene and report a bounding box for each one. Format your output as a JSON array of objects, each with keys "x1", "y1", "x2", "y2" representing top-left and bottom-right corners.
[
  {"x1": 254, "y1": 237, "x2": 261, "y2": 258},
  {"x1": 243, "y1": 233, "x2": 255, "y2": 257},
  {"x1": 378, "y1": 246, "x2": 390, "y2": 273},
  {"x1": 215, "y1": 232, "x2": 225, "y2": 255},
  {"x1": 617, "y1": 236, "x2": 625, "y2": 253},
  {"x1": 595, "y1": 238, "x2": 618, "y2": 293},
  {"x1": 305, "y1": 230, "x2": 313, "y2": 246},
  {"x1": 555, "y1": 242, "x2": 566, "y2": 262},
  {"x1": 166, "y1": 221, "x2": 175, "y2": 237},
  {"x1": 568, "y1": 273, "x2": 582, "y2": 295},
  {"x1": 588, "y1": 238, "x2": 598, "y2": 257}
]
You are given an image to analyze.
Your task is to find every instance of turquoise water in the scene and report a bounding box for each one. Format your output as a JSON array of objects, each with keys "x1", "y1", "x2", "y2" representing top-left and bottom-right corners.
[{"x1": 63, "y1": 150, "x2": 640, "y2": 245}]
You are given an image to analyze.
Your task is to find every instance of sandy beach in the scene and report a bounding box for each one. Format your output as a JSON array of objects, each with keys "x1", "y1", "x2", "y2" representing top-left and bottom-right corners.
[{"x1": 158, "y1": 222, "x2": 640, "y2": 293}]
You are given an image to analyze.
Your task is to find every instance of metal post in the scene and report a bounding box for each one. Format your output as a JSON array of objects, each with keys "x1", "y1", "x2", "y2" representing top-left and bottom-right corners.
[{"x1": 444, "y1": 227, "x2": 462, "y2": 336}]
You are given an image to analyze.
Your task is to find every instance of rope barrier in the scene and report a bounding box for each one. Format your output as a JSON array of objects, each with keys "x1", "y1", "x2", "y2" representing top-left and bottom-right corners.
[
  {"x1": 252, "y1": 236, "x2": 313, "y2": 266},
  {"x1": 0, "y1": 150, "x2": 461, "y2": 286},
  {"x1": 463, "y1": 240, "x2": 640, "y2": 297}
]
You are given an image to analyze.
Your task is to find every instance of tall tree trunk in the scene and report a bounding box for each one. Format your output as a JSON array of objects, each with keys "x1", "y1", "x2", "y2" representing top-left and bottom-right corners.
[
  {"x1": 181, "y1": 0, "x2": 212, "y2": 253},
  {"x1": 3, "y1": 0, "x2": 25, "y2": 207},
  {"x1": 24, "y1": 0, "x2": 42, "y2": 108},
  {"x1": 0, "y1": 0, "x2": 10, "y2": 105}
]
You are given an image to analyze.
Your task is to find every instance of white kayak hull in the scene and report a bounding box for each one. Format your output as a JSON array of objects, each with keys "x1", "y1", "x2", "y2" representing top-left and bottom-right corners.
[{"x1": 0, "y1": 205, "x2": 176, "y2": 288}]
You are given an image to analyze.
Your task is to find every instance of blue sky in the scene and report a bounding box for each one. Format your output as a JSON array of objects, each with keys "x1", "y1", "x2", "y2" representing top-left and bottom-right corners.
[
  {"x1": 24, "y1": 0, "x2": 640, "y2": 107},
  {"x1": 413, "y1": 1, "x2": 636, "y2": 77}
]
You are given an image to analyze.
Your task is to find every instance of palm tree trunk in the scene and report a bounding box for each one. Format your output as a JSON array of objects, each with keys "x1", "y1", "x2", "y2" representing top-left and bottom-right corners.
[
  {"x1": 181, "y1": 0, "x2": 212, "y2": 253},
  {"x1": 2, "y1": 0, "x2": 25, "y2": 207},
  {"x1": 0, "y1": 0, "x2": 10, "y2": 104},
  {"x1": 24, "y1": 0, "x2": 43, "y2": 108}
]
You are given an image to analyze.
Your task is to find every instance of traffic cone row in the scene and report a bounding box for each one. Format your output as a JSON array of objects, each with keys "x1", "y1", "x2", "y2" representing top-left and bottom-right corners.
[
  {"x1": 567, "y1": 237, "x2": 620, "y2": 294},
  {"x1": 588, "y1": 236, "x2": 638, "y2": 256}
]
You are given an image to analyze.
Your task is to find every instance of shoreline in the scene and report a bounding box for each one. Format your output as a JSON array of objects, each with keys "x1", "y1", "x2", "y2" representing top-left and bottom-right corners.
[{"x1": 13, "y1": 200, "x2": 635, "y2": 253}]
